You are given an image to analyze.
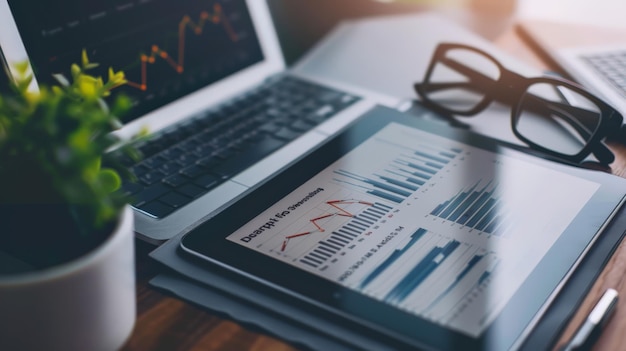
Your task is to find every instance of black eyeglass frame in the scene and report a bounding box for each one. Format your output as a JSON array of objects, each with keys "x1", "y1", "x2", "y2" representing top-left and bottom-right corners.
[{"x1": 414, "y1": 43, "x2": 624, "y2": 165}]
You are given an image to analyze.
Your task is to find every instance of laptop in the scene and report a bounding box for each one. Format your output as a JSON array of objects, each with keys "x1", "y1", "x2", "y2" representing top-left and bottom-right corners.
[
  {"x1": 0, "y1": 0, "x2": 379, "y2": 243},
  {"x1": 518, "y1": 20, "x2": 626, "y2": 116}
]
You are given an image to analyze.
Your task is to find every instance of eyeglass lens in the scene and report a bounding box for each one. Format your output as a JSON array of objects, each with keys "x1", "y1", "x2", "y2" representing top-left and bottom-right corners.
[
  {"x1": 423, "y1": 46, "x2": 604, "y2": 160},
  {"x1": 423, "y1": 47, "x2": 500, "y2": 114},
  {"x1": 516, "y1": 83, "x2": 602, "y2": 156}
]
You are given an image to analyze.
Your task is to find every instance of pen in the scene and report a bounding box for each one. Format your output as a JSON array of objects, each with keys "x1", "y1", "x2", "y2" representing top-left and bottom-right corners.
[{"x1": 561, "y1": 288, "x2": 619, "y2": 351}]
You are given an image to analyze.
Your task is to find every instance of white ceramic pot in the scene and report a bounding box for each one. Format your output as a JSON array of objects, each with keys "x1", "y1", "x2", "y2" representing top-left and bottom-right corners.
[{"x1": 0, "y1": 206, "x2": 136, "y2": 351}]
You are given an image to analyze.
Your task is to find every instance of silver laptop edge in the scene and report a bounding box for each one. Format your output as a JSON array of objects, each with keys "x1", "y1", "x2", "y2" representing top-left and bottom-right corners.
[
  {"x1": 555, "y1": 44, "x2": 626, "y2": 116},
  {"x1": 518, "y1": 22, "x2": 626, "y2": 116}
]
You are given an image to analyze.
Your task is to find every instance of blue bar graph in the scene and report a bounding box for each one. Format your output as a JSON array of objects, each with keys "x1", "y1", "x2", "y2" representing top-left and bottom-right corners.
[
  {"x1": 422, "y1": 254, "x2": 484, "y2": 313},
  {"x1": 414, "y1": 150, "x2": 450, "y2": 164},
  {"x1": 352, "y1": 225, "x2": 502, "y2": 321},
  {"x1": 424, "y1": 256, "x2": 500, "y2": 318},
  {"x1": 358, "y1": 228, "x2": 427, "y2": 289},
  {"x1": 430, "y1": 180, "x2": 506, "y2": 235},
  {"x1": 385, "y1": 240, "x2": 461, "y2": 304},
  {"x1": 332, "y1": 143, "x2": 462, "y2": 204},
  {"x1": 334, "y1": 169, "x2": 411, "y2": 204},
  {"x1": 299, "y1": 202, "x2": 391, "y2": 268}
]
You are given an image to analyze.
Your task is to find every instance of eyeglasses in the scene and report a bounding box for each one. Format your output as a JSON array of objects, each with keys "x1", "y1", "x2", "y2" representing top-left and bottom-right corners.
[{"x1": 414, "y1": 43, "x2": 624, "y2": 165}]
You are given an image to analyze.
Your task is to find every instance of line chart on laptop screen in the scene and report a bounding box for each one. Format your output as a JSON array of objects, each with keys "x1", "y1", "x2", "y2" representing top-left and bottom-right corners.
[{"x1": 6, "y1": 0, "x2": 264, "y2": 122}]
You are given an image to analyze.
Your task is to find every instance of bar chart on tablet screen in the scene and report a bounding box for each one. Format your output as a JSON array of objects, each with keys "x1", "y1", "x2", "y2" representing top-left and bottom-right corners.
[{"x1": 228, "y1": 122, "x2": 600, "y2": 336}]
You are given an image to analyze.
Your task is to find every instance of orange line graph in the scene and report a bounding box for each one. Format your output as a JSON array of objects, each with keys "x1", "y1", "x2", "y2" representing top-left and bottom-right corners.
[
  {"x1": 280, "y1": 200, "x2": 373, "y2": 252},
  {"x1": 126, "y1": 3, "x2": 238, "y2": 91}
]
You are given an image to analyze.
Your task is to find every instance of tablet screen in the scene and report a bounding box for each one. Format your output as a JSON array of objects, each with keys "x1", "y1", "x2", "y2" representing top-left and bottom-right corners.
[{"x1": 181, "y1": 106, "x2": 626, "y2": 350}]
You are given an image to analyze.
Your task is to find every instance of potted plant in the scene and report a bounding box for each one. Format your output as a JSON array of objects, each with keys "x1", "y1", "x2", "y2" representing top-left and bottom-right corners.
[{"x1": 0, "y1": 52, "x2": 140, "y2": 351}]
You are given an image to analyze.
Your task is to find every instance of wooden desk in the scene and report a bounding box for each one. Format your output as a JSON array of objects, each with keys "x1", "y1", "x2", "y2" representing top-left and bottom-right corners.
[{"x1": 122, "y1": 18, "x2": 626, "y2": 351}]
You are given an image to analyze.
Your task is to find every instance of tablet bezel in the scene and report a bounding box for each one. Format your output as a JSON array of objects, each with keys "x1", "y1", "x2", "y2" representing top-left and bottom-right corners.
[{"x1": 180, "y1": 105, "x2": 626, "y2": 350}]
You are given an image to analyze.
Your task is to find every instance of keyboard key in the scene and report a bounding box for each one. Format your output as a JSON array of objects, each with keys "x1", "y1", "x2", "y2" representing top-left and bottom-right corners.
[
  {"x1": 180, "y1": 164, "x2": 206, "y2": 178},
  {"x1": 212, "y1": 147, "x2": 236, "y2": 160},
  {"x1": 583, "y1": 51, "x2": 626, "y2": 97},
  {"x1": 142, "y1": 155, "x2": 166, "y2": 169},
  {"x1": 159, "y1": 192, "x2": 192, "y2": 208},
  {"x1": 314, "y1": 105, "x2": 335, "y2": 118},
  {"x1": 197, "y1": 155, "x2": 221, "y2": 168},
  {"x1": 163, "y1": 174, "x2": 188, "y2": 188},
  {"x1": 179, "y1": 137, "x2": 201, "y2": 150},
  {"x1": 305, "y1": 113, "x2": 328, "y2": 124},
  {"x1": 212, "y1": 136, "x2": 285, "y2": 178},
  {"x1": 194, "y1": 174, "x2": 220, "y2": 189},
  {"x1": 136, "y1": 201, "x2": 175, "y2": 218},
  {"x1": 138, "y1": 141, "x2": 162, "y2": 158},
  {"x1": 139, "y1": 170, "x2": 166, "y2": 185},
  {"x1": 109, "y1": 152, "x2": 136, "y2": 167},
  {"x1": 173, "y1": 153, "x2": 199, "y2": 167},
  {"x1": 318, "y1": 90, "x2": 341, "y2": 102},
  {"x1": 191, "y1": 143, "x2": 216, "y2": 156},
  {"x1": 177, "y1": 183, "x2": 206, "y2": 199},
  {"x1": 133, "y1": 183, "x2": 170, "y2": 205},
  {"x1": 340, "y1": 94, "x2": 358, "y2": 105},
  {"x1": 117, "y1": 75, "x2": 361, "y2": 219},
  {"x1": 258, "y1": 122, "x2": 281, "y2": 134},
  {"x1": 161, "y1": 147, "x2": 184, "y2": 159},
  {"x1": 131, "y1": 164, "x2": 150, "y2": 177},
  {"x1": 289, "y1": 119, "x2": 315, "y2": 132},
  {"x1": 120, "y1": 181, "x2": 143, "y2": 197},
  {"x1": 273, "y1": 127, "x2": 302, "y2": 141},
  {"x1": 158, "y1": 161, "x2": 180, "y2": 176}
]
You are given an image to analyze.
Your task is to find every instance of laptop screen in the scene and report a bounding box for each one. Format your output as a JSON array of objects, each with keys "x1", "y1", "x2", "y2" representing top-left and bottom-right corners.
[{"x1": 5, "y1": 0, "x2": 265, "y2": 123}]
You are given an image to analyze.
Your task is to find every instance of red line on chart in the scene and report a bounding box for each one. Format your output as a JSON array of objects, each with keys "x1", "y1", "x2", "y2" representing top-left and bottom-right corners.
[
  {"x1": 280, "y1": 199, "x2": 373, "y2": 252},
  {"x1": 126, "y1": 2, "x2": 239, "y2": 91}
]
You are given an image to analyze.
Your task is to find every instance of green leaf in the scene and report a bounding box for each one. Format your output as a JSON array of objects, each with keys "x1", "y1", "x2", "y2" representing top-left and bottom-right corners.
[
  {"x1": 111, "y1": 94, "x2": 132, "y2": 116},
  {"x1": 81, "y1": 49, "x2": 90, "y2": 67},
  {"x1": 85, "y1": 63, "x2": 100, "y2": 70},
  {"x1": 0, "y1": 53, "x2": 139, "y2": 252},
  {"x1": 16, "y1": 75, "x2": 33, "y2": 92},
  {"x1": 98, "y1": 168, "x2": 122, "y2": 193},
  {"x1": 14, "y1": 61, "x2": 30, "y2": 75},
  {"x1": 53, "y1": 73, "x2": 70, "y2": 87},
  {"x1": 71, "y1": 63, "x2": 81, "y2": 79}
]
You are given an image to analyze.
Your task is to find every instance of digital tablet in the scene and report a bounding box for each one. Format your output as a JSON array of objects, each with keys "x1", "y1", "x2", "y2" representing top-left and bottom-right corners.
[{"x1": 181, "y1": 105, "x2": 626, "y2": 350}]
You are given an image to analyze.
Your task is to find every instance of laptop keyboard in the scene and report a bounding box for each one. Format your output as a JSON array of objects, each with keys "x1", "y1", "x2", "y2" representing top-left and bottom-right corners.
[
  {"x1": 582, "y1": 51, "x2": 626, "y2": 98},
  {"x1": 112, "y1": 76, "x2": 359, "y2": 219}
]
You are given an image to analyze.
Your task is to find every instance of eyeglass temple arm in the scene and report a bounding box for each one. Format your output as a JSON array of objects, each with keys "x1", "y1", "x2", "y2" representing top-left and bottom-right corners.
[{"x1": 414, "y1": 81, "x2": 482, "y2": 93}]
